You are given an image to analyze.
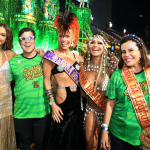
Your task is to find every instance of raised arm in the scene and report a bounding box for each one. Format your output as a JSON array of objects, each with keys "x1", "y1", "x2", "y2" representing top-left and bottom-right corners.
[{"x1": 43, "y1": 58, "x2": 64, "y2": 123}]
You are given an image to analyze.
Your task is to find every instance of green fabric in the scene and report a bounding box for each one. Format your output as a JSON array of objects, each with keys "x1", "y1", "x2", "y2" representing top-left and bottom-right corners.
[
  {"x1": 106, "y1": 69, "x2": 149, "y2": 146},
  {"x1": 10, "y1": 53, "x2": 50, "y2": 119}
]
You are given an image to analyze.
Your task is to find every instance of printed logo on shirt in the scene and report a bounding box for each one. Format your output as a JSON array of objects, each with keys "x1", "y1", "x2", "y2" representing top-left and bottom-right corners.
[
  {"x1": 124, "y1": 81, "x2": 148, "y2": 100},
  {"x1": 33, "y1": 81, "x2": 39, "y2": 88},
  {"x1": 22, "y1": 64, "x2": 43, "y2": 81}
]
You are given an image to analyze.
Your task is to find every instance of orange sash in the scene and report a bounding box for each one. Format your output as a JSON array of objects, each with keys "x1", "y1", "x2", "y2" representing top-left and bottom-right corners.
[
  {"x1": 122, "y1": 65, "x2": 150, "y2": 149},
  {"x1": 79, "y1": 64, "x2": 106, "y2": 111}
]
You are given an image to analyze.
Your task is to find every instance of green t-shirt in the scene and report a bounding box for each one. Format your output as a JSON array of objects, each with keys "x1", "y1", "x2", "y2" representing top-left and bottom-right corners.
[
  {"x1": 10, "y1": 53, "x2": 50, "y2": 119},
  {"x1": 106, "y1": 69, "x2": 149, "y2": 146}
]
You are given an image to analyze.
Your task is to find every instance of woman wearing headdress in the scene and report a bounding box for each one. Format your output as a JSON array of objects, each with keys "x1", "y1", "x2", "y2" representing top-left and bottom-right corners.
[
  {"x1": 0, "y1": 23, "x2": 17, "y2": 150},
  {"x1": 101, "y1": 34, "x2": 150, "y2": 150},
  {"x1": 43, "y1": 9, "x2": 84, "y2": 150},
  {"x1": 79, "y1": 34, "x2": 116, "y2": 150}
]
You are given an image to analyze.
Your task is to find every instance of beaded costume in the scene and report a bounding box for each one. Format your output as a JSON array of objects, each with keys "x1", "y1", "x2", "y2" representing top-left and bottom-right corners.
[
  {"x1": 0, "y1": 51, "x2": 17, "y2": 150},
  {"x1": 82, "y1": 34, "x2": 110, "y2": 127}
]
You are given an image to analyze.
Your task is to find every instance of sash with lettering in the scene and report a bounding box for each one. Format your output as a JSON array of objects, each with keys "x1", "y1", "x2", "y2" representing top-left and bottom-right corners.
[
  {"x1": 79, "y1": 64, "x2": 106, "y2": 111},
  {"x1": 122, "y1": 65, "x2": 150, "y2": 149},
  {"x1": 44, "y1": 51, "x2": 79, "y2": 85}
]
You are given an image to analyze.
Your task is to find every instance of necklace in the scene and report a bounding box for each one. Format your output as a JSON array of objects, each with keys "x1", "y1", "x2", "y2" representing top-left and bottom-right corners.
[{"x1": 84, "y1": 62, "x2": 100, "y2": 72}]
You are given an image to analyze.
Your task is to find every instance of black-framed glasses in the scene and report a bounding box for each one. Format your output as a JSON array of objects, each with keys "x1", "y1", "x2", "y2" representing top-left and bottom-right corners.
[{"x1": 19, "y1": 36, "x2": 35, "y2": 41}]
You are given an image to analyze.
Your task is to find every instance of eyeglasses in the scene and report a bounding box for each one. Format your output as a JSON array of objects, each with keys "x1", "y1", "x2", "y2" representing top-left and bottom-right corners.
[{"x1": 19, "y1": 36, "x2": 35, "y2": 41}]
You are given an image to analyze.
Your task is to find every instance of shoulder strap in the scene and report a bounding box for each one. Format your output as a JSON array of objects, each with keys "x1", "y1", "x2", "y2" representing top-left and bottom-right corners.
[
  {"x1": 4, "y1": 51, "x2": 8, "y2": 60},
  {"x1": 73, "y1": 53, "x2": 77, "y2": 61}
]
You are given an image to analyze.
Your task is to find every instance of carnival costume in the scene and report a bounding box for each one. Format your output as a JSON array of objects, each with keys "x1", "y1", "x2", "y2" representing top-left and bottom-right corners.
[
  {"x1": 79, "y1": 34, "x2": 110, "y2": 128},
  {"x1": 0, "y1": 49, "x2": 17, "y2": 150},
  {"x1": 106, "y1": 34, "x2": 150, "y2": 150},
  {"x1": 44, "y1": 10, "x2": 84, "y2": 150}
]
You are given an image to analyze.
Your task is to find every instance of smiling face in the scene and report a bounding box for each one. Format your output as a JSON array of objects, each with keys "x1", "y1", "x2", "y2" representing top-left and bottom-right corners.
[
  {"x1": 58, "y1": 29, "x2": 74, "y2": 50},
  {"x1": 121, "y1": 40, "x2": 141, "y2": 69},
  {"x1": 89, "y1": 37, "x2": 104, "y2": 57},
  {"x1": 0, "y1": 26, "x2": 7, "y2": 47},
  {"x1": 19, "y1": 31, "x2": 36, "y2": 55}
]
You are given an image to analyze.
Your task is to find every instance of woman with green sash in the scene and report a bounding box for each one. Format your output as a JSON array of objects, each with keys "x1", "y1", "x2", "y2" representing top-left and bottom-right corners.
[{"x1": 101, "y1": 34, "x2": 150, "y2": 150}]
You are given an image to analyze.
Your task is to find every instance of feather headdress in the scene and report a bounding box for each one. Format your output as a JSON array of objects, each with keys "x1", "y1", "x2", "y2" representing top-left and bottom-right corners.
[{"x1": 54, "y1": 9, "x2": 79, "y2": 48}]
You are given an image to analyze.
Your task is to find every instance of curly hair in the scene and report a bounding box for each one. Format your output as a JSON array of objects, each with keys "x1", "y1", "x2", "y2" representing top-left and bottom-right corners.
[{"x1": 54, "y1": 9, "x2": 79, "y2": 48}]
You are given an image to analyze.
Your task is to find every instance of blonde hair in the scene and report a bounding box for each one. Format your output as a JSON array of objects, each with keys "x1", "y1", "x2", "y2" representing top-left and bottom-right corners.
[{"x1": 83, "y1": 34, "x2": 110, "y2": 92}]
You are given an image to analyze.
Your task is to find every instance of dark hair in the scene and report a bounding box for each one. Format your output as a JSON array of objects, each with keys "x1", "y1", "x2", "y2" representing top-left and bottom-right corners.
[
  {"x1": 18, "y1": 27, "x2": 35, "y2": 39},
  {"x1": 0, "y1": 23, "x2": 13, "y2": 50},
  {"x1": 118, "y1": 36, "x2": 150, "y2": 69}
]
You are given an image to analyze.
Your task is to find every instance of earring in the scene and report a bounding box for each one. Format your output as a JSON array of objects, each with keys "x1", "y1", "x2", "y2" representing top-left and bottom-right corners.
[{"x1": 71, "y1": 42, "x2": 73, "y2": 47}]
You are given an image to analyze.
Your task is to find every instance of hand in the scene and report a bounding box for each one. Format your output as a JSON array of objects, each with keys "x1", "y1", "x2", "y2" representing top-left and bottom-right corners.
[
  {"x1": 110, "y1": 54, "x2": 117, "y2": 65},
  {"x1": 36, "y1": 48, "x2": 45, "y2": 57},
  {"x1": 110, "y1": 54, "x2": 119, "y2": 74},
  {"x1": 51, "y1": 102, "x2": 64, "y2": 123},
  {"x1": 101, "y1": 130, "x2": 109, "y2": 150}
]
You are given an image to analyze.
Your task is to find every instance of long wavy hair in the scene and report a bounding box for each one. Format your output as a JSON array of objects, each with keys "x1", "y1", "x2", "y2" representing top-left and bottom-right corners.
[{"x1": 83, "y1": 34, "x2": 110, "y2": 92}]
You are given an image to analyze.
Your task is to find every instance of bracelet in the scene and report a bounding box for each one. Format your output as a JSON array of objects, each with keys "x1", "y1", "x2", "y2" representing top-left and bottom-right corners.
[
  {"x1": 45, "y1": 89, "x2": 52, "y2": 95},
  {"x1": 101, "y1": 123, "x2": 109, "y2": 127},
  {"x1": 102, "y1": 127, "x2": 108, "y2": 131},
  {"x1": 49, "y1": 99, "x2": 55, "y2": 105},
  {"x1": 47, "y1": 94, "x2": 54, "y2": 100}
]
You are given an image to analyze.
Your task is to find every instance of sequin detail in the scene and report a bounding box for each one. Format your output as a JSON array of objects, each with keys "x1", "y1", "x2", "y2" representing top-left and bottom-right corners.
[{"x1": 83, "y1": 103, "x2": 104, "y2": 129}]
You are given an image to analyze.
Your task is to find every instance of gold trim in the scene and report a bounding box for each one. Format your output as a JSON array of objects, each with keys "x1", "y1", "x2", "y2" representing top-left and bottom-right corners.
[
  {"x1": 79, "y1": 64, "x2": 106, "y2": 110},
  {"x1": 122, "y1": 65, "x2": 150, "y2": 148}
]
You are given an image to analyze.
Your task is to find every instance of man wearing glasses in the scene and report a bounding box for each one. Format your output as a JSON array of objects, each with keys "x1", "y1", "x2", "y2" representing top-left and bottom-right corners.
[{"x1": 9, "y1": 27, "x2": 50, "y2": 150}]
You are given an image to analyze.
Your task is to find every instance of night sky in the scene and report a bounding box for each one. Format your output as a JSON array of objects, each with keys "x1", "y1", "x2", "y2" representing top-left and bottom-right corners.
[{"x1": 59, "y1": 0, "x2": 150, "y2": 41}]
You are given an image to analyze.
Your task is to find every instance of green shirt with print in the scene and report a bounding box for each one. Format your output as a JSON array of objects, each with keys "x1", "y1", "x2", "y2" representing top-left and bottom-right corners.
[
  {"x1": 106, "y1": 69, "x2": 149, "y2": 146},
  {"x1": 10, "y1": 53, "x2": 50, "y2": 119}
]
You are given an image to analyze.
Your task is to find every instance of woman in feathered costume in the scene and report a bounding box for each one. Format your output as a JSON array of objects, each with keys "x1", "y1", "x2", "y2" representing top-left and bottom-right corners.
[{"x1": 43, "y1": 9, "x2": 84, "y2": 150}]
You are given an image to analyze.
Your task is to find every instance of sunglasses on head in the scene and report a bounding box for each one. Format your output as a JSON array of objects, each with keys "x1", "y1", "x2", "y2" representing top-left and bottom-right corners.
[{"x1": 19, "y1": 36, "x2": 35, "y2": 41}]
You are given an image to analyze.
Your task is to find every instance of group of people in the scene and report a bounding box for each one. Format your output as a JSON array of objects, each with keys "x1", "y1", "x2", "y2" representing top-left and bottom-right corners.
[{"x1": 0, "y1": 9, "x2": 150, "y2": 150}]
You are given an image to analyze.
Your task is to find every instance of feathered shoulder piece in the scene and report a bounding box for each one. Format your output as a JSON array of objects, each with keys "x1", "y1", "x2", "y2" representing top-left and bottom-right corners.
[{"x1": 54, "y1": 9, "x2": 79, "y2": 48}]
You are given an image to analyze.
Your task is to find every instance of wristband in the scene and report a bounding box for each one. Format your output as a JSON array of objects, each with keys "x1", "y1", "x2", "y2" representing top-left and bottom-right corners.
[
  {"x1": 45, "y1": 89, "x2": 52, "y2": 95},
  {"x1": 102, "y1": 127, "x2": 108, "y2": 131},
  {"x1": 101, "y1": 123, "x2": 109, "y2": 127},
  {"x1": 47, "y1": 94, "x2": 54, "y2": 100},
  {"x1": 49, "y1": 99, "x2": 55, "y2": 105}
]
